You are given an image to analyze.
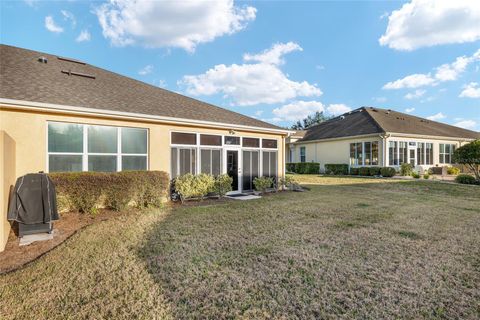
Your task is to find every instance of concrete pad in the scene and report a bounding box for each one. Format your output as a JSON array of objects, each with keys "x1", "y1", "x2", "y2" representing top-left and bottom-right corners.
[
  {"x1": 226, "y1": 195, "x2": 261, "y2": 201},
  {"x1": 19, "y1": 230, "x2": 56, "y2": 246}
]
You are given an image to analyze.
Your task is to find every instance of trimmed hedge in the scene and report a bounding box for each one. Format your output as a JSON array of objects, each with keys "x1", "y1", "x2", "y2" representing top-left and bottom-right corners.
[
  {"x1": 286, "y1": 162, "x2": 320, "y2": 174},
  {"x1": 324, "y1": 164, "x2": 349, "y2": 175},
  {"x1": 380, "y1": 167, "x2": 396, "y2": 177},
  {"x1": 49, "y1": 171, "x2": 169, "y2": 214},
  {"x1": 173, "y1": 173, "x2": 233, "y2": 202},
  {"x1": 350, "y1": 167, "x2": 359, "y2": 175},
  {"x1": 358, "y1": 167, "x2": 371, "y2": 176},
  {"x1": 455, "y1": 174, "x2": 478, "y2": 185},
  {"x1": 369, "y1": 166, "x2": 381, "y2": 176}
]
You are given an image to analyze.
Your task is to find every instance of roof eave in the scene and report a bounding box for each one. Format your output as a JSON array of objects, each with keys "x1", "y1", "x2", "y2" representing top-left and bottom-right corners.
[{"x1": 0, "y1": 98, "x2": 293, "y2": 135}]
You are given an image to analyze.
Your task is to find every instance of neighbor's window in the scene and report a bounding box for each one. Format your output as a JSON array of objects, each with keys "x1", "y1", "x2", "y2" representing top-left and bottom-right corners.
[
  {"x1": 426, "y1": 143, "x2": 433, "y2": 165},
  {"x1": 200, "y1": 134, "x2": 222, "y2": 146},
  {"x1": 364, "y1": 142, "x2": 371, "y2": 165},
  {"x1": 371, "y1": 141, "x2": 379, "y2": 165},
  {"x1": 171, "y1": 132, "x2": 196, "y2": 145},
  {"x1": 350, "y1": 142, "x2": 363, "y2": 166},
  {"x1": 417, "y1": 143, "x2": 425, "y2": 165},
  {"x1": 389, "y1": 141, "x2": 398, "y2": 165},
  {"x1": 200, "y1": 148, "x2": 222, "y2": 176},
  {"x1": 399, "y1": 142, "x2": 408, "y2": 164},
  {"x1": 300, "y1": 146, "x2": 306, "y2": 163},
  {"x1": 439, "y1": 143, "x2": 455, "y2": 164},
  {"x1": 48, "y1": 122, "x2": 148, "y2": 172},
  {"x1": 262, "y1": 151, "x2": 278, "y2": 184}
]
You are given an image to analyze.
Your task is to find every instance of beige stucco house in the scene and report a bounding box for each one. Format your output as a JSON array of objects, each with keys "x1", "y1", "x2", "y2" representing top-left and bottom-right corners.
[
  {"x1": 0, "y1": 44, "x2": 291, "y2": 251},
  {"x1": 287, "y1": 107, "x2": 480, "y2": 172}
]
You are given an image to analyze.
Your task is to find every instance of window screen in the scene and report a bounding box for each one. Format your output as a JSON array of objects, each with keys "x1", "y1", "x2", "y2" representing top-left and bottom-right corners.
[
  {"x1": 122, "y1": 156, "x2": 147, "y2": 170},
  {"x1": 224, "y1": 136, "x2": 240, "y2": 145},
  {"x1": 171, "y1": 132, "x2": 196, "y2": 145},
  {"x1": 48, "y1": 122, "x2": 83, "y2": 153},
  {"x1": 200, "y1": 149, "x2": 222, "y2": 176},
  {"x1": 122, "y1": 128, "x2": 147, "y2": 154},
  {"x1": 200, "y1": 134, "x2": 222, "y2": 146},
  {"x1": 88, "y1": 126, "x2": 117, "y2": 153},
  {"x1": 88, "y1": 155, "x2": 117, "y2": 172},
  {"x1": 262, "y1": 139, "x2": 277, "y2": 149},
  {"x1": 242, "y1": 137, "x2": 260, "y2": 148}
]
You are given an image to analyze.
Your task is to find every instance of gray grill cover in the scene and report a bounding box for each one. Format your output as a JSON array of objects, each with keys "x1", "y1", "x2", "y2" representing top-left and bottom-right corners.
[{"x1": 7, "y1": 173, "x2": 59, "y2": 224}]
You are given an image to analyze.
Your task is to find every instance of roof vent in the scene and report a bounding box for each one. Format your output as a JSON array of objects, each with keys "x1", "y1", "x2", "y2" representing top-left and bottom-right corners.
[
  {"x1": 340, "y1": 115, "x2": 345, "y2": 120},
  {"x1": 38, "y1": 56, "x2": 48, "y2": 64},
  {"x1": 61, "y1": 70, "x2": 95, "y2": 79},
  {"x1": 57, "y1": 56, "x2": 86, "y2": 65}
]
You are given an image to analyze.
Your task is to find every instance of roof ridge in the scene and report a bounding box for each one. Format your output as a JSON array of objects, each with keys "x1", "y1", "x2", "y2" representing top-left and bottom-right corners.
[{"x1": 362, "y1": 107, "x2": 387, "y2": 134}]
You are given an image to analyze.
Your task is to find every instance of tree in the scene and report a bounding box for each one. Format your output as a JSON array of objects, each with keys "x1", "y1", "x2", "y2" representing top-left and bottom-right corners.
[
  {"x1": 452, "y1": 140, "x2": 480, "y2": 181},
  {"x1": 291, "y1": 111, "x2": 332, "y2": 130}
]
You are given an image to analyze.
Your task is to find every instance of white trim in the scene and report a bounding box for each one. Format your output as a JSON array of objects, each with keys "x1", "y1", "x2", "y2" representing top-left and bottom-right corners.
[
  {"x1": 386, "y1": 132, "x2": 477, "y2": 142},
  {"x1": 1, "y1": 98, "x2": 292, "y2": 135}
]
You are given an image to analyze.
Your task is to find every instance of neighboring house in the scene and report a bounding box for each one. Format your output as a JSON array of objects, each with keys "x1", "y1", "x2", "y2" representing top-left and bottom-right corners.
[
  {"x1": 0, "y1": 44, "x2": 291, "y2": 251},
  {"x1": 287, "y1": 107, "x2": 480, "y2": 172},
  {"x1": 285, "y1": 130, "x2": 306, "y2": 162}
]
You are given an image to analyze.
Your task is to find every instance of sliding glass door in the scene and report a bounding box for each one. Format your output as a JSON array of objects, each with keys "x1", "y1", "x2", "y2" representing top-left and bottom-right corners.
[{"x1": 242, "y1": 150, "x2": 259, "y2": 191}]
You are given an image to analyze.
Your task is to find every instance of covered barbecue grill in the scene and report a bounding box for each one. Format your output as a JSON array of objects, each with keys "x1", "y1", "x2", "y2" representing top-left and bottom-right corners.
[{"x1": 7, "y1": 173, "x2": 59, "y2": 237}]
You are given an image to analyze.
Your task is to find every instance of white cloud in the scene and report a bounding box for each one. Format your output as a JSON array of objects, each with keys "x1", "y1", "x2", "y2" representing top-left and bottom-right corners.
[
  {"x1": 326, "y1": 103, "x2": 351, "y2": 116},
  {"x1": 272, "y1": 101, "x2": 325, "y2": 122},
  {"x1": 405, "y1": 107, "x2": 415, "y2": 113},
  {"x1": 76, "y1": 30, "x2": 91, "y2": 42},
  {"x1": 179, "y1": 42, "x2": 322, "y2": 106},
  {"x1": 459, "y1": 82, "x2": 480, "y2": 98},
  {"x1": 254, "y1": 110, "x2": 263, "y2": 116},
  {"x1": 95, "y1": 0, "x2": 256, "y2": 52},
  {"x1": 138, "y1": 65, "x2": 153, "y2": 76},
  {"x1": 243, "y1": 42, "x2": 301, "y2": 65},
  {"x1": 61, "y1": 10, "x2": 76, "y2": 28},
  {"x1": 379, "y1": 0, "x2": 480, "y2": 51},
  {"x1": 373, "y1": 96, "x2": 387, "y2": 103},
  {"x1": 404, "y1": 89, "x2": 426, "y2": 100},
  {"x1": 315, "y1": 65, "x2": 325, "y2": 71},
  {"x1": 383, "y1": 73, "x2": 435, "y2": 90},
  {"x1": 427, "y1": 112, "x2": 446, "y2": 121},
  {"x1": 45, "y1": 16, "x2": 63, "y2": 33},
  {"x1": 383, "y1": 49, "x2": 480, "y2": 90},
  {"x1": 454, "y1": 120, "x2": 477, "y2": 129}
]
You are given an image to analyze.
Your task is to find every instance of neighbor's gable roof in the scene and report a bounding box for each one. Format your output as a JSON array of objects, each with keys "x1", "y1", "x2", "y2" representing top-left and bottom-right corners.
[
  {"x1": 300, "y1": 107, "x2": 480, "y2": 142},
  {"x1": 0, "y1": 44, "x2": 283, "y2": 132}
]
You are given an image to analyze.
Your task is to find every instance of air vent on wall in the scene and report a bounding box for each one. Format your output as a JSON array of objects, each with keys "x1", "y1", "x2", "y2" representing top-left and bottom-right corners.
[{"x1": 61, "y1": 70, "x2": 95, "y2": 79}]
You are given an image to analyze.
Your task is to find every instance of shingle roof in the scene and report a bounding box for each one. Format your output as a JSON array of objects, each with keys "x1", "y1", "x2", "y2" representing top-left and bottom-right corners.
[
  {"x1": 300, "y1": 107, "x2": 480, "y2": 142},
  {"x1": 0, "y1": 44, "x2": 282, "y2": 131}
]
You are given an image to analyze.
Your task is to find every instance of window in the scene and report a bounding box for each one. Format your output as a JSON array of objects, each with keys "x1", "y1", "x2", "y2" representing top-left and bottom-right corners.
[
  {"x1": 289, "y1": 148, "x2": 294, "y2": 162},
  {"x1": 426, "y1": 143, "x2": 433, "y2": 165},
  {"x1": 48, "y1": 122, "x2": 148, "y2": 172},
  {"x1": 399, "y1": 142, "x2": 408, "y2": 164},
  {"x1": 439, "y1": 144, "x2": 455, "y2": 164},
  {"x1": 171, "y1": 148, "x2": 196, "y2": 178},
  {"x1": 417, "y1": 143, "x2": 425, "y2": 165},
  {"x1": 171, "y1": 132, "x2": 196, "y2": 145},
  {"x1": 389, "y1": 141, "x2": 398, "y2": 165},
  {"x1": 350, "y1": 142, "x2": 363, "y2": 166},
  {"x1": 300, "y1": 147, "x2": 306, "y2": 163},
  {"x1": 200, "y1": 134, "x2": 222, "y2": 146},
  {"x1": 262, "y1": 139, "x2": 277, "y2": 149},
  {"x1": 200, "y1": 149, "x2": 222, "y2": 176},
  {"x1": 371, "y1": 141, "x2": 379, "y2": 165},
  {"x1": 242, "y1": 137, "x2": 260, "y2": 148},
  {"x1": 364, "y1": 142, "x2": 371, "y2": 165},
  {"x1": 262, "y1": 151, "x2": 278, "y2": 184},
  {"x1": 224, "y1": 136, "x2": 240, "y2": 145}
]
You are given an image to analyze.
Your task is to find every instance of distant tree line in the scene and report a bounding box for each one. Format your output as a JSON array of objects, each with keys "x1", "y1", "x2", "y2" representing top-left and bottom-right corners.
[{"x1": 290, "y1": 111, "x2": 333, "y2": 130}]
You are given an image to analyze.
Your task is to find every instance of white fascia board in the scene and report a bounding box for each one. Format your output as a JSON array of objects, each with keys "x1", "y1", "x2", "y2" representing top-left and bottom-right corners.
[
  {"x1": 0, "y1": 98, "x2": 294, "y2": 135},
  {"x1": 385, "y1": 132, "x2": 477, "y2": 142}
]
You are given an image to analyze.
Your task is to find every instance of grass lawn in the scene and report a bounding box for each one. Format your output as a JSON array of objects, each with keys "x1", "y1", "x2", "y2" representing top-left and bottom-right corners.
[{"x1": 1, "y1": 176, "x2": 479, "y2": 319}]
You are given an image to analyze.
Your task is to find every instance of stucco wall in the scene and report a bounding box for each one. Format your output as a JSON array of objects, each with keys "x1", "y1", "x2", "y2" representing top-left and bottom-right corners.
[
  {"x1": 0, "y1": 106, "x2": 286, "y2": 251},
  {"x1": 0, "y1": 131, "x2": 16, "y2": 252}
]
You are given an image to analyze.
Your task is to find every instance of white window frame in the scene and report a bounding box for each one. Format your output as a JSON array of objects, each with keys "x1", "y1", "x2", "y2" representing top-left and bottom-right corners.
[
  {"x1": 46, "y1": 121, "x2": 149, "y2": 173},
  {"x1": 439, "y1": 143, "x2": 455, "y2": 164}
]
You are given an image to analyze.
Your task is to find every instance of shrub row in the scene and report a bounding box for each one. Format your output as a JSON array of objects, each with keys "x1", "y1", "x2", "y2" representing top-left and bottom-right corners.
[
  {"x1": 286, "y1": 162, "x2": 320, "y2": 174},
  {"x1": 49, "y1": 171, "x2": 169, "y2": 214},
  {"x1": 350, "y1": 166, "x2": 395, "y2": 177},
  {"x1": 455, "y1": 174, "x2": 479, "y2": 185},
  {"x1": 324, "y1": 164, "x2": 349, "y2": 175},
  {"x1": 173, "y1": 173, "x2": 233, "y2": 203}
]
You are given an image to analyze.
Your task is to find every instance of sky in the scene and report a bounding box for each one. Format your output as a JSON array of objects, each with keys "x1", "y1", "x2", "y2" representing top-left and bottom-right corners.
[{"x1": 1, "y1": 0, "x2": 479, "y2": 131}]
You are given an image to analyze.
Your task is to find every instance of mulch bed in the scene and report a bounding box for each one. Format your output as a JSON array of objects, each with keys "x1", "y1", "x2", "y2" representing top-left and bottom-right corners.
[{"x1": 0, "y1": 210, "x2": 121, "y2": 274}]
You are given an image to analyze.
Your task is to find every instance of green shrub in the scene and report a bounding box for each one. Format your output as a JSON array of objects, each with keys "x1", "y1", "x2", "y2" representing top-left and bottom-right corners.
[
  {"x1": 280, "y1": 175, "x2": 298, "y2": 190},
  {"x1": 455, "y1": 174, "x2": 478, "y2": 185},
  {"x1": 253, "y1": 176, "x2": 274, "y2": 194},
  {"x1": 423, "y1": 172, "x2": 430, "y2": 179},
  {"x1": 174, "y1": 173, "x2": 215, "y2": 202},
  {"x1": 369, "y1": 167, "x2": 381, "y2": 176},
  {"x1": 213, "y1": 174, "x2": 233, "y2": 197},
  {"x1": 358, "y1": 167, "x2": 371, "y2": 176},
  {"x1": 49, "y1": 171, "x2": 169, "y2": 214},
  {"x1": 286, "y1": 162, "x2": 320, "y2": 174},
  {"x1": 349, "y1": 167, "x2": 359, "y2": 175},
  {"x1": 324, "y1": 164, "x2": 349, "y2": 175},
  {"x1": 447, "y1": 166, "x2": 461, "y2": 175},
  {"x1": 380, "y1": 167, "x2": 396, "y2": 177},
  {"x1": 411, "y1": 172, "x2": 420, "y2": 179},
  {"x1": 400, "y1": 163, "x2": 413, "y2": 176}
]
